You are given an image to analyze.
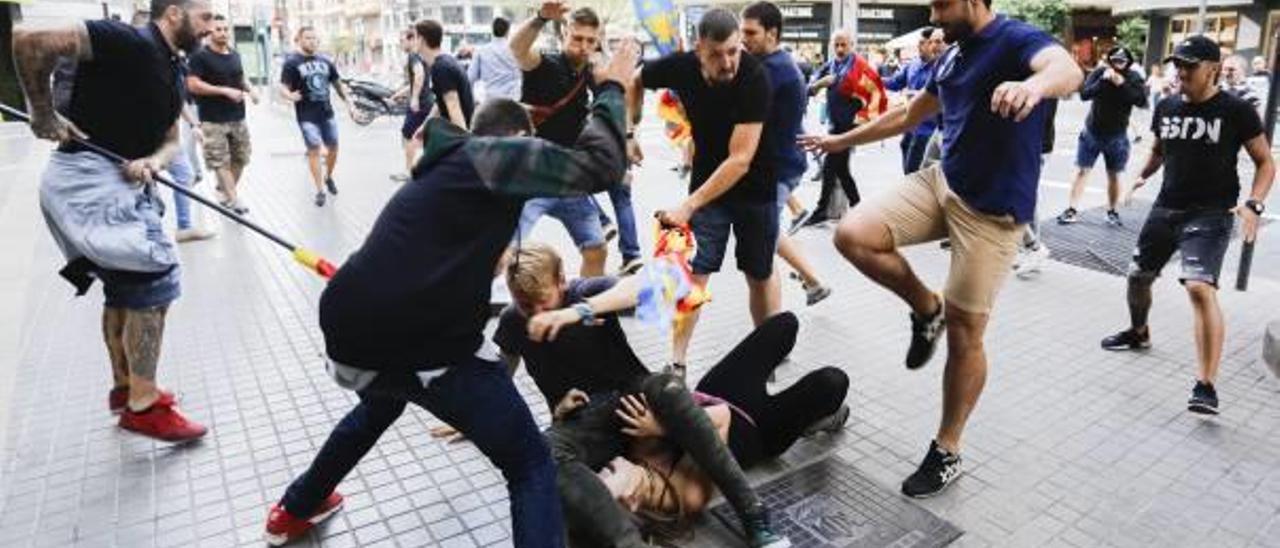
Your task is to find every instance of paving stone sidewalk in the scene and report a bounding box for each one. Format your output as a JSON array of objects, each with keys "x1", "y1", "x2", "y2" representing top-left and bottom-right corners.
[{"x1": 0, "y1": 102, "x2": 1279, "y2": 548}]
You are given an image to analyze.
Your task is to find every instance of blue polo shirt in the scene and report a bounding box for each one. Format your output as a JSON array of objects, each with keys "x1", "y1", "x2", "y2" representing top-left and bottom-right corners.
[
  {"x1": 926, "y1": 15, "x2": 1055, "y2": 224},
  {"x1": 885, "y1": 57, "x2": 939, "y2": 137},
  {"x1": 760, "y1": 50, "x2": 808, "y2": 181}
]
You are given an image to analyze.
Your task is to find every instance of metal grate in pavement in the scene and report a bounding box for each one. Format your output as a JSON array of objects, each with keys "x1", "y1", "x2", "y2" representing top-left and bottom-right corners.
[
  {"x1": 1037, "y1": 203, "x2": 1150, "y2": 276},
  {"x1": 706, "y1": 456, "x2": 962, "y2": 548},
  {"x1": 1038, "y1": 202, "x2": 1273, "y2": 277}
]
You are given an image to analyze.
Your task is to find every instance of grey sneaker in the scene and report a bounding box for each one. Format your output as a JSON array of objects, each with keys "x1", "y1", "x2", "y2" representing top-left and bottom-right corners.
[
  {"x1": 662, "y1": 363, "x2": 687, "y2": 382},
  {"x1": 804, "y1": 283, "x2": 832, "y2": 306},
  {"x1": 325, "y1": 177, "x2": 338, "y2": 195},
  {"x1": 314, "y1": 192, "x2": 326, "y2": 207}
]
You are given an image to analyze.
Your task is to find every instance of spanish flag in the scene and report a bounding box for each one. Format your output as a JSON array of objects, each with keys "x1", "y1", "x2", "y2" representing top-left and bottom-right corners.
[{"x1": 836, "y1": 54, "x2": 889, "y2": 124}]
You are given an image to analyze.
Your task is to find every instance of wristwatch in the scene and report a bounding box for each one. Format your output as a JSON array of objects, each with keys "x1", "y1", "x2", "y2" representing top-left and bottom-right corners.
[
  {"x1": 572, "y1": 302, "x2": 595, "y2": 325},
  {"x1": 1245, "y1": 199, "x2": 1266, "y2": 216}
]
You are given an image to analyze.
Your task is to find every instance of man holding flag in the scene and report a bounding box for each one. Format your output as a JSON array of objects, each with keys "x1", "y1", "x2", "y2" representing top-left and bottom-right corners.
[
  {"x1": 801, "y1": 0, "x2": 1082, "y2": 498},
  {"x1": 802, "y1": 29, "x2": 884, "y2": 225},
  {"x1": 631, "y1": 7, "x2": 779, "y2": 378}
]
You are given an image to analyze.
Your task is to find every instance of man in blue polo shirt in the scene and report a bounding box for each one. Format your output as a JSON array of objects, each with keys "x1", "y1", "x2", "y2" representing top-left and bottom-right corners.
[
  {"x1": 741, "y1": 1, "x2": 832, "y2": 306},
  {"x1": 885, "y1": 26, "x2": 945, "y2": 174},
  {"x1": 802, "y1": 0, "x2": 1082, "y2": 497}
]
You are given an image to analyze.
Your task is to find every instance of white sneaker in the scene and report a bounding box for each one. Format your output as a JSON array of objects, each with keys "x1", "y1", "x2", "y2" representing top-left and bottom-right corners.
[
  {"x1": 175, "y1": 228, "x2": 215, "y2": 243},
  {"x1": 1014, "y1": 244, "x2": 1049, "y2": 280}
]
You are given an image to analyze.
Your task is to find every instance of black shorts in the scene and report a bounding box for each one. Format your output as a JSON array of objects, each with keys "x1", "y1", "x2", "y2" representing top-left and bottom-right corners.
[
  {"x1": 689, "y1": 200, "x2": 780, "y2": 280},
  {"x1": 1129, "y1": 207, "x2": 1234, "y2": 287},
  {"x1": 400, "y1": 110, "x2": 429, "y2": 140}
]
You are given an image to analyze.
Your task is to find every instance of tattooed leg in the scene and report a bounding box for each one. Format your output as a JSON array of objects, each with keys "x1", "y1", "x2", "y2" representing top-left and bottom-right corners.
[
  {"x1": 123, "y1": 306, "x2": 168, "y2": 411},
  {"x1": 103, "y1": 307, "x2": 129, "y2": 389}
]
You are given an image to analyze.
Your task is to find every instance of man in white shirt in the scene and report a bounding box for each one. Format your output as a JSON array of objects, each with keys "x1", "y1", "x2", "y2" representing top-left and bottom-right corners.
[{"x1": 468, "y1": 17, "x2": 522, "y2": 100}]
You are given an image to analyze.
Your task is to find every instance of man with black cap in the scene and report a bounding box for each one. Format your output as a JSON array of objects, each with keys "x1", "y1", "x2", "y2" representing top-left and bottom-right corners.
[
  {"x1": 1057, "y1": 45, "x2": 1147, "y2": 227},
  {"x1": 1103, "y1": 35, "x2": 1274, "y2": 415}
]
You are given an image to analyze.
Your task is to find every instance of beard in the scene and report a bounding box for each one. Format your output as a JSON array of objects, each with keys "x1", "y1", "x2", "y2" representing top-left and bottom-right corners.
[
  {"x1": 175, "y1": 14, "x2": 201, "y2": 53},
  {"x1": 941, "y1": 20, "x2": 974, "y2": 44}
]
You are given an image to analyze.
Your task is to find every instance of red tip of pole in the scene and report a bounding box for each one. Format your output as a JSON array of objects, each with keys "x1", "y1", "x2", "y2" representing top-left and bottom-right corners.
[{"x1": 316, "y1": 259, "x2": 338, "y2": 279}]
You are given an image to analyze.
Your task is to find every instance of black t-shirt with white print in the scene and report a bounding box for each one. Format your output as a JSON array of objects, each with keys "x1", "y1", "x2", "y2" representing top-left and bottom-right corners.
[{"x1": 1151, "y1": 91, "x2": 1264, "y2": 210}]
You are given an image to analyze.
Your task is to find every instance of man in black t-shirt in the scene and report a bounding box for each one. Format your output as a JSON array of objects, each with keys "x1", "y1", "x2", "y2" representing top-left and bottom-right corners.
[
  {"x1": 391, "y1": 28, "x2": 430, "y2": 181},
  {"x1": 414, "y1": 20, "x2": 474, "y2": 129},
  {"x1": 1057, "y1": 46, "x2": 1147, "y2": 226},
  {"x1": 187, "y1": 14, "x2": 256, "y2": 213},
  {"x1": 631, "y1": 8, "x2": 777, "y2": 375},
  {"x1": 510, "y1": 3, "x2": 635, "y2": 278},
  {"x1": 494, "y1": 243, "x2": 789, "y2": 548},
  {"x1": 279, "y1": 26, "x2": 352, "y2": 207},
  {"x1": 1104, "y1": 36, "x2": 1275, "y2": 415},
  {"x1": 14, "y1": 0, "x2": 215, "y2": 443}
]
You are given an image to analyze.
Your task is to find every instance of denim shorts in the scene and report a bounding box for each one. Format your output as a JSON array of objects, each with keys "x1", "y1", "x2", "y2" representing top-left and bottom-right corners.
[
  {"x1": 776, "y1": 176, "x2": 801, "y2": 216},
  {"x1": 299, "y1": 117, "x2": 340, "y2": 149},
  {"x1": 1076, "y1": 128, "x2": 1130, "y2": 172},
  {"x1": 1130, "y1": 207, "x2": 1234, "y2": 287},
  {"x1": 400, "y1": 110, "x2": 429, "y2": 140},
  {"x1": 515, "y1": 197, "x2": 605, "y2": 249},
  {"x1": 690, "y1": 200, "x2": 780, "y2": 280}
]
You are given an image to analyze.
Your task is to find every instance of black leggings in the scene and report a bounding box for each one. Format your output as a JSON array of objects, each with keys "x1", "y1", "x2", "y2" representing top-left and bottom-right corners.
[{"x1": 696, "y1": 312, "x2": 850, "y2": 468}]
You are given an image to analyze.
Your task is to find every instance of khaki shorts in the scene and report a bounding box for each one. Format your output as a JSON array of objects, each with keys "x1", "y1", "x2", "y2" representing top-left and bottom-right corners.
[
  {"x1": 202, "y1": 121, "x2": 251, "y2": 169},
  {"x1": 867, "y1": 165, "x2": 1023, "y2": 314}
]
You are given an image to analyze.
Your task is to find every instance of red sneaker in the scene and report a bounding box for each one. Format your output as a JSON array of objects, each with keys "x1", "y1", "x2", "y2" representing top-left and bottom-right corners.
[
  {"x1": 109, "y1": 387, "x2": 176, "y2": 414},
  {"x1": 118, "y1": 392, "x2": 207, "y2": 442},
  {"x1": 264, "y1": 492, "x2": 345, "y2": 546}
]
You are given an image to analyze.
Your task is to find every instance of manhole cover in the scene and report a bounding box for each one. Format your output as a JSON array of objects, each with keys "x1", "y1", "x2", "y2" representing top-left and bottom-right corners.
[{"x1": 704, "y1": 456, "x2": 962, "y2": 548}]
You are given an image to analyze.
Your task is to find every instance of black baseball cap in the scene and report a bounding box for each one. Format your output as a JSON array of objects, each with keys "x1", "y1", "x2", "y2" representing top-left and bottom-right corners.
[{"x1": 1163, "y1": 35, "x2": 1221, "y2": 65}]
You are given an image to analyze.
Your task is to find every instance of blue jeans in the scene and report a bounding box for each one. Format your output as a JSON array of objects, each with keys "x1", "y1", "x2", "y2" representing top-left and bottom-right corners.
[
  {"x1": 598, "y1": 183, "x2": 640, "y2": 261},
  {"x1": 299, "y1": 117, "x2": 340, "y2": 150},
  {"x1": 167, "y1": 141, "x2": 196, "y2": 230},
  {"x1": 516, "y1": 197, "x2": 605, "y2": 249},
  {"x1": 280, "y1": 357, "x2": 563, "y2": 548}
]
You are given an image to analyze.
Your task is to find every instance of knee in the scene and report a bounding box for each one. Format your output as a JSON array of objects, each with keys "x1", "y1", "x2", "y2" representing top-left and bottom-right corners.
[
  {"x1": 641, "y1": 373, "x2": 689, "y2": 406},
  {"x1": 833, "y1": 219, "x2": 882, "y2": 261},
  {"x1": 764, "y1": 310, "x2": 799, "y2": 339},
  {"x1": 813, "y1": 367, "x2": 850, "y2": 399},
  {"x1": 1185, "y1": 281, "x2": 1217, "y2": 305}
]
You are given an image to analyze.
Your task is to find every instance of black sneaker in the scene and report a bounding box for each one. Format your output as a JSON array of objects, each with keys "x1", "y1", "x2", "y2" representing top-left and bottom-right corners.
[
  {"x1": 1188, "y1": 381, "x2": 1219, "y2": 415},
  {"x1": 1057, "y1": 207, "x2": 1079, "y2": 225},
  {"x1": 901, "y1": 440, "x2": 962, "y2": 498},
  {"x1": 602, "y1": 222, "x2": 618, "y2": 243},
  {"x1": 1106, "y1": 209, "x2": 1123, "y2": 227},
  {"x1": 906, "y1": 299, "x2": 945, "y2": 370},
  {"x1": 325, "y1": 177, "x2": 338, "y2": 195},
  {"x1": 1100, "y1": 328, "x2": 1150, "y2": 351},
  {"x1": 314, "y1": 192, "x2": 326, "y2": 207},
  {"x1": 800, "y1": 213, "x2": 829, "y2": 228},
  {"x1": 741, "y1": 506, "x2": 791, "y2": 548}
]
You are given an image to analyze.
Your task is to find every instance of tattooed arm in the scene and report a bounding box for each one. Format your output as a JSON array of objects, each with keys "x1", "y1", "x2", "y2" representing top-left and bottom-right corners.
[{"x1": 12, "y1": 21, "x2": 93, "y2": 142}]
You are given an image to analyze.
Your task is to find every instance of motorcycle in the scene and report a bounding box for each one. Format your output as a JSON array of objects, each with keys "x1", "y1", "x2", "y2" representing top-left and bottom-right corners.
[{"x1": 343, "y1": 77, "x2": 408, "y2": 126}]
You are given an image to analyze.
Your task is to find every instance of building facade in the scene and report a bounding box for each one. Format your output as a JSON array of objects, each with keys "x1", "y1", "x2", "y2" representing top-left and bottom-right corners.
[{"x1": 1115, "y1": 0, "x2": 1280, "y2": 69}]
